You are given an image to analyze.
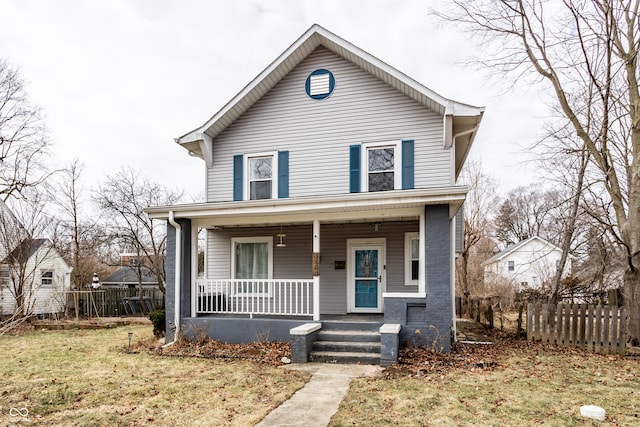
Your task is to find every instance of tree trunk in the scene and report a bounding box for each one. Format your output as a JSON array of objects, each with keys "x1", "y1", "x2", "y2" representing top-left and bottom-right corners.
[{"x1": 624, "y1": 259, "x2": 640, "y2": 346}]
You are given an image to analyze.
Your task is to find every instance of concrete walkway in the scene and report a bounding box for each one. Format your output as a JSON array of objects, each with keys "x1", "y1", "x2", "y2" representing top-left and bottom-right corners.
[{"x1": 255, "y1": 363, "x2": 383, "y2": 427}]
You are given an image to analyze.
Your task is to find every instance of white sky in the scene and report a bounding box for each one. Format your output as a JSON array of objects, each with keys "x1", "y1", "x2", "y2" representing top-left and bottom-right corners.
[{"x1": 0, "y1": 0, "x2": 549, "y2": 199}]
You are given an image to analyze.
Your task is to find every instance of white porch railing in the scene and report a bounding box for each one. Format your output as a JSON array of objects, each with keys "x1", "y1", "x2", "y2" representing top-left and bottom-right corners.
[{"x1": 196, "y1": 279, "x2": 315, "y2": 318}]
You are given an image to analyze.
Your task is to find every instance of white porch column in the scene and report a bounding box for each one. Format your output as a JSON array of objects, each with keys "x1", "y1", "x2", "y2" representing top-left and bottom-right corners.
[
  {"x1": 313, "y1": 219, "x2": 320, "y2": 321},
  {"x1": 191, "y1": 224, "x2": 199, "y2": 317},
  {"x1": 419, "y1": 212, "x2": 426, "y2": 295}
]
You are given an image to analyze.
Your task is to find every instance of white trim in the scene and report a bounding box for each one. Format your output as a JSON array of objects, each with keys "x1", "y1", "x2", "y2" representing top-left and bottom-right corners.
[
  {"x1": 244, "y1": 151, "x2": 278, "y2": 201},
  {"x1": 230, "y1": 236, "x2": 274, "y2": 280},
  {"x1": 147, "y1": 187, "x2": 469, "y2": 225},
  {"x1": 191, "y1": 225, "x2": 199, "y2": 317},
  {"x1": 450, "y1": 217, "x2": 457, "y2": 339},
  {"x1": 419, "y1": 212, "x2": 426, "y2": 294},
  {"x1": 383, "y1": 292, "x2": 424, "y2": 298},
  {"x1": 361, "y1": 140, "x2": 402, "y2": 192},
  {"x1": 347, "y1": 238, "x2": 386, "y2": 313},
  {"x1": 404, "y1": 232, "x2": 419, "y2": 287}
]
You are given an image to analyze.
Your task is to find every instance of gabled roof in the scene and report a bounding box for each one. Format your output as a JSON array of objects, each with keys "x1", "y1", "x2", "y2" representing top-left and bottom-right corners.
[
  {"x1": 177, "y1": 24, "x2": 484, "y2": 176},
  {"x1": 482, "y1": 236, "x2": 571, "y2": 266},
  {"x1": 2, "y1": 238, "x2": 48, "y2": 264},
  {"x1": 101, "y1": 267, "x2": 158, "y2": 285}
]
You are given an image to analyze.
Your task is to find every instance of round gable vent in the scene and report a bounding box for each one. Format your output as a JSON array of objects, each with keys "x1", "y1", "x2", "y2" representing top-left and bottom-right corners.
[{"x1": 305, "y1": 69, "x2": 335, "y2": 100}]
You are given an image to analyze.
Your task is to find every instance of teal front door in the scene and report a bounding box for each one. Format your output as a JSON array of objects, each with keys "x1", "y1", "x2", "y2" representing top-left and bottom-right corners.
[{"x1": 348, "y1": 239, "x2": 385, "y2": 313}]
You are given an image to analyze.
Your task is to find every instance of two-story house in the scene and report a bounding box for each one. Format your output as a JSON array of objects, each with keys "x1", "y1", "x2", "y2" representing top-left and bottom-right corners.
[
  {"x1": 146, "y1": 25, "x2": 484, "y2": 364},
  {"x1": 482, "y1": 236, "x2": 574, "y2": 292}
]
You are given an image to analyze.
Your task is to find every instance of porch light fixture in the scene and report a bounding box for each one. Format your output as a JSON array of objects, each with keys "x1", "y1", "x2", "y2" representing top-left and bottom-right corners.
[{"x1": 276, "y1": 225, "x2": 286, "y2": 248}]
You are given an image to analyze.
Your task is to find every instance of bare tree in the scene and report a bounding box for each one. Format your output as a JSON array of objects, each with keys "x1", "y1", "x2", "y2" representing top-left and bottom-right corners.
[
  {"x1": 456, "y1": 161, "x2": 498, "y2": 312},
  {"x1": 50, "y1": 159, "x2": 111, "y2": 288},
  {"x1": 0, "y1": 59, "x2": 51, "y2": 202},
  {"x1": 436, "y1": 0, "x2": 640, "y2": 344},
  {"x1": 94, "y1": 168, "x2": 184, "y2": 297},
  {"x1": 0, "y1": 192, "x2": 56, "y2": 318}
]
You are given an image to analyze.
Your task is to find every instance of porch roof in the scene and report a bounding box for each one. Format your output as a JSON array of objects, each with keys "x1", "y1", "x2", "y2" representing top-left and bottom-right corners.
[{"x1": 146, "y1": 187, "x2": 467, "y2": 228}]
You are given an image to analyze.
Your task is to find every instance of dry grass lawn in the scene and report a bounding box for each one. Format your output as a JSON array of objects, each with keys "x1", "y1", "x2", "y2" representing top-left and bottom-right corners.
[
  {"x1": 331, "y1": 337, "x2": 640, "y2": 426},
  {"x1": 0, "y1": 324, "x2": 308, "y2": 426}
]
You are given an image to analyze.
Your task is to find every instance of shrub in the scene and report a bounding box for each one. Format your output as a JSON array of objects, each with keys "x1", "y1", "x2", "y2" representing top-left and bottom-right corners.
[{"x1": 149, "y1": 309, "x2": 165, "y2": 337}]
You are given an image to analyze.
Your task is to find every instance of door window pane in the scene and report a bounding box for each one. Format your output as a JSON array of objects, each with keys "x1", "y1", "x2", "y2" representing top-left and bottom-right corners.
[{"x1": 355, "y1": 250, "x2": 378, "y2": 278}]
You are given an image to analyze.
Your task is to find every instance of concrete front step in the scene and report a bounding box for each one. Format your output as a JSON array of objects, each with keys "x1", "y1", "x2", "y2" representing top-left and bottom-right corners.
[
  {"x1": 313, "y1": 340, "x2": 381, "y2": 353},
  {"x1": 309, "y1": 350, "x2": 381, "y2": 365},
  {"x1": 320, "y1": 320, "x2": 383, "y2": 332},
  {"x1": 316, "y1": 330, "x2": 381, "y2": 343}
]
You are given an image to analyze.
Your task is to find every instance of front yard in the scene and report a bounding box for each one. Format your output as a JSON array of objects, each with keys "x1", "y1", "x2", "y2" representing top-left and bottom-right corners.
[
  {"x1": 1, "y1": 321, "x2": 639, "y2": 426},
  {"x1": 0, "y1": 324, "x2": 308, "y2": 426}
]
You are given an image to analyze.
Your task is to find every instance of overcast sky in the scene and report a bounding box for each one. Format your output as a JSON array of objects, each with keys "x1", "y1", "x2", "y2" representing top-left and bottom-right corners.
[{"x1": 0, "y1": 0, "x2": 549, "y2": 199}]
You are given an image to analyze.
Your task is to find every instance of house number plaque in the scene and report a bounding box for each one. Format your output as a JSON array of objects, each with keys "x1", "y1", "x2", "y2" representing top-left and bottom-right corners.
[{"x1": 312, "y1": 252, "x2": 320, "y2": 276}]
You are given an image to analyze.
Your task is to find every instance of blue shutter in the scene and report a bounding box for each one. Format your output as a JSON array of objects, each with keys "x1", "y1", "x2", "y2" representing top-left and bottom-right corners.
[
  {"x1": 402, "y1": 139, "x2": 414, "y2": 190},
  {"x1": 278, "y1": 150, "x2": 289, "y2": 198},
  {"x1": 349, "y1": 144, "x2": 361, "y2": 193},
  {"x1": 233, "y1": 154, "x2": 243, "y2": 201}
]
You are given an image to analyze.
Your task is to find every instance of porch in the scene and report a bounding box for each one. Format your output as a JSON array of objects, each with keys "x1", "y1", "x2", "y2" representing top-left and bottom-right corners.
[{"x1": 149, "y1": 190, "x2": 462, "y2": 354}]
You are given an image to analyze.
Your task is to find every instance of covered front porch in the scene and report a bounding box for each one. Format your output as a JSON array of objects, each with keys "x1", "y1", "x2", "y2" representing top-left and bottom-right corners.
[{"x1": 147, "y1": 188, "x2": 462, "y2": 353}]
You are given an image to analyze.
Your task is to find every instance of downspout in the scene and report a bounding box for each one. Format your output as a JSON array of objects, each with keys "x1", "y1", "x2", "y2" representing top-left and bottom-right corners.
[
  {"x1": 451, "y1": 126, "x2": 478, "y2": 146},
  {"x1": 168, "y1": 211, "x2": 181, "y2": 342}
]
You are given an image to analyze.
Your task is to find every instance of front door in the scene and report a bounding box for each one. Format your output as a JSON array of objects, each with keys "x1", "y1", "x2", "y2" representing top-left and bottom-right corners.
[{"x1": 348, "y1": 239, "x2": 385, "y2": 313}]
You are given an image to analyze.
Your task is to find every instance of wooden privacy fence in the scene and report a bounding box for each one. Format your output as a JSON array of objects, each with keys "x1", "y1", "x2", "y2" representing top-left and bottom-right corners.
[
  {"x1": 527, "y1": 303, "x2": 626, "y2": 355},
  {"x1": 65, "y1": 288, "x2": 164, "y2": 317}
]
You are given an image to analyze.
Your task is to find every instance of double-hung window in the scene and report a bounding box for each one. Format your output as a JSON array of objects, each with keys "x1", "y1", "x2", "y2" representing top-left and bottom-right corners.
[
  {"x1": 404, "y1": 232, "x2": 420, "y2": 286},
  {"x1": 362, "y1": 141, "x2": 402, "y2": 192},
  {"x1": 231, "y1": 236, "x2": 273, "y2": 295},
  {"x1": 508, "y1": 260, "x2": 515, "y2": 272},
  {"x1": 41, "y1": 270, "x2": 54, "y2": 287},
  {"x1": 248, "y1": 154, "x2": 275, "y2": 200}
]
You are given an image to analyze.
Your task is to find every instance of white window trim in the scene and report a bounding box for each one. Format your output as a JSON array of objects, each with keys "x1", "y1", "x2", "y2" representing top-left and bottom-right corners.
[
  {"x1": 230, "y1": 236, "x2": 273, "y2": 296},
  {"x1": 243, "y1": 151, "x2": 278, "y2": 201},
  {"x1": 361, "y1": 140, "x2": 402, "y2": 192},
  {"x1": 404, "y1": 232, "x2": 419, "y2": 287},
  {"x1": 41, "y1": 270, "x2": 54, "y2": 287}
]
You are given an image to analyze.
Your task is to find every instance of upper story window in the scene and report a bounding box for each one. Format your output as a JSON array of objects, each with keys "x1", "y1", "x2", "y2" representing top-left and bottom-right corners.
[
  {"x1": 508, "y1": 260, "x2": 515, "y2": 271},
  {"x1": 350, "y1": 140, "x2": 413, "y2": 194},
  {"x1": 0, "y1": 268, "x2": 9, "y2": 287},
  {"x1": 363, "y1": 141, "x2": 401, "y2": 192},
  {"x1": 41, "y1": 270, "x2": 54, "y2": 287},
  {"x1": 234, "y1": 151, "x2": 288, "y2": 201},
  {"x1": 248, "y1": 154, "x2": 275, "y2": 200}
]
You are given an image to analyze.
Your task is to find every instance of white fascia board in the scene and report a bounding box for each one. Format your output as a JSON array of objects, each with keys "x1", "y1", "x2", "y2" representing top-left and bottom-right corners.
[{"x1": 146, "y1": 187, "x2": 468, "y2": 225}]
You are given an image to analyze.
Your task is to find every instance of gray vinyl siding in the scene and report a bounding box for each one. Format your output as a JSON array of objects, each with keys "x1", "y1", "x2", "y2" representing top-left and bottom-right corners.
[
  {"x1": 206, "y1": 46, "x2": 449, "y2": 202},
  {"x1": 206, "y1": 221, "x2": 418, "y2": 315}
]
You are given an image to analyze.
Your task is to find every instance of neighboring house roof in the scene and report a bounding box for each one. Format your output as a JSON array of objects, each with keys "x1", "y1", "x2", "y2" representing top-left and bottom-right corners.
[
  {"x1": 482, "y1": 236, "x2": 574, "y2": 266},
  {"x1": 101, "y1": 267, "x2": 158, "y2": 286},
  {"x1": 177, "y1": 24, "x2": 484, "y2": 179},
  {"x1": 2, "y1": 238, "x2": 48, "y2": 264}
]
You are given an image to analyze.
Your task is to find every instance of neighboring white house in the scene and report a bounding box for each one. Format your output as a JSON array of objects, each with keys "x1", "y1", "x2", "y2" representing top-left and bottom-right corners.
[
  {"x1": 482, "y1": 236, "x2": 574, "y2": 291},
  {"x1": 0, "y1": 239, "x2": 72, "y2": 316}
]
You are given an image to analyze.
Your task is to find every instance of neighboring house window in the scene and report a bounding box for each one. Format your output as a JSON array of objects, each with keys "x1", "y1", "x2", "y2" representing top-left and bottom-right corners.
[
  {"x1": 41, "y1": 270, "x2": 54, "y2": 287},
  {"x1": 233, "y1": 151, "x2": 289, "y2": 201},
  {"x1": 404, "y1": 232, "x2": 420, "y2": 286},
  {"x1": 231, "y1": 237, "x2": 273, "y2": 295},
  {"x1": 350, "y1": 140, "x2": 414, "y2": 193},
  {"x1": 508, "y1": 260, "x2": 515, "y2": 271},
  {"x1": 0, "y1": 268, "x2": 9, "y2": 287},
  {"x1": 129, "y1": 258, "x2": 138, "y2": 267}
]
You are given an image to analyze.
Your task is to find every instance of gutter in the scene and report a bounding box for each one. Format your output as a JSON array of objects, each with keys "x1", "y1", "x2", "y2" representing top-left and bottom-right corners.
[{"x1": 168, "y1": 211, "x2": 181, "y2": 342}]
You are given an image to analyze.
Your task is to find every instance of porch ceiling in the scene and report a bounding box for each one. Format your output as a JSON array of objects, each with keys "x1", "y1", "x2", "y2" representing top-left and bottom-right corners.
[{"x1": 146, "y1": 187, "x2": 467, "y2": 228}]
